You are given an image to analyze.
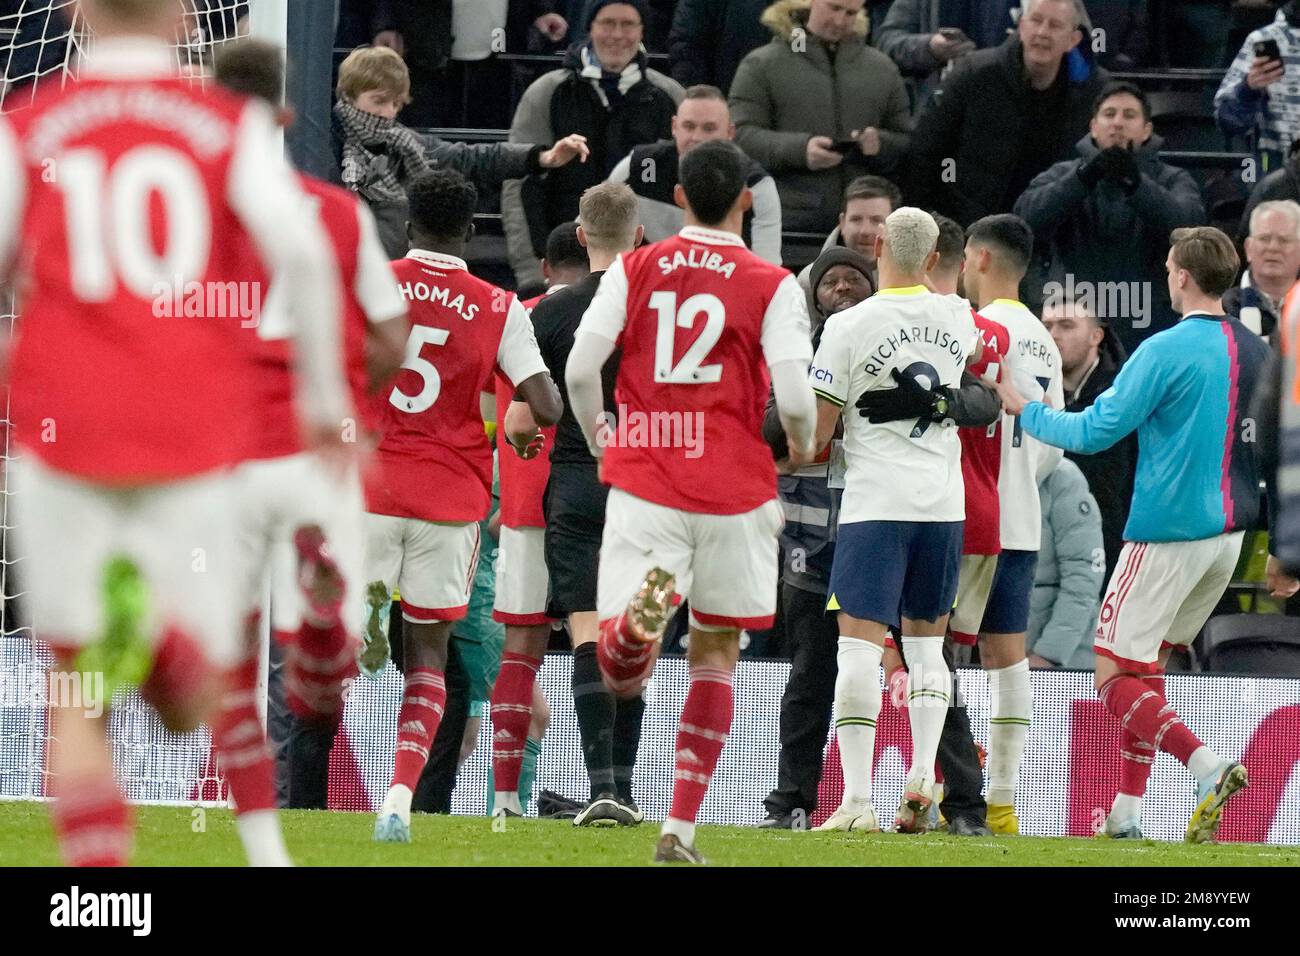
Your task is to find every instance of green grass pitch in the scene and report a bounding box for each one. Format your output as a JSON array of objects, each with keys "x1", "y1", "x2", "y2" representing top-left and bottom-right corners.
[{"x1": 1, "y1": 802, "x2": 1297, "y2": 866}]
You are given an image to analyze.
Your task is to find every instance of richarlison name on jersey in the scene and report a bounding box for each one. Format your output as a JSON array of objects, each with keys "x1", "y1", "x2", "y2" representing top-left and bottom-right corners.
[
  {"x1": 397, "y1": 281, "x2": 481, "y2": 321},
  {"x1": 657, "y1": 247, "x2": 736, "y2": 279},
  {"x1": 863, "y1": 324, "x2": 965, "y2": 376}
]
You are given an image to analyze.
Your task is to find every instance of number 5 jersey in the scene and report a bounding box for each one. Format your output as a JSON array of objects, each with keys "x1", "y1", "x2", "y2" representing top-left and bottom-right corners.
[{"x1": 365, "y1": 249, "x2": 547, "y2": 523}]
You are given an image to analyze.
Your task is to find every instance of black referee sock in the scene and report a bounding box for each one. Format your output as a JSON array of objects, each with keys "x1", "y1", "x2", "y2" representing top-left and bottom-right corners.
[
  {"x1": 571, "y1": 642, "x2": 616, "y2": 801},
  {"x1": 612, "y1": 692, "x2": 646, "y2": 804}
]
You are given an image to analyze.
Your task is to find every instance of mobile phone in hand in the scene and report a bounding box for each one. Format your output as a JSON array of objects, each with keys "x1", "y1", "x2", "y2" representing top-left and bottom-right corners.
[
  {"x1": 1255, "y1": 39, "x2": 1283, "y2": 69},
  {"x1": 939, "y1": 27, "x2": 971, "y2": 44},
  {"x1": 830, "y1": 139, "x2": 861, "y2": 153}
]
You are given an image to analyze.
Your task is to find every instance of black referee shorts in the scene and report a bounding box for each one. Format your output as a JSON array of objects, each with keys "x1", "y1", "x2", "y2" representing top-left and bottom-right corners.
[{"x1": 543, "y1": 461, "x2": 609, "y2": 618}]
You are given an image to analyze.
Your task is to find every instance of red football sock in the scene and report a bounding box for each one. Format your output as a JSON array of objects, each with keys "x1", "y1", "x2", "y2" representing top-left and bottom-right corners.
[
  {"x1": 287, "y1": 620, "x2": 357, "y2": 724},
  {"x1": 667, "y1": 664, "x2": 734, "y2": 825},
  {"x1": 392, "y1": 667, "x2": 445, "y2": 790},
  {"x1": 1099, "y1": 673, "x2": 1204, "y2": 767},
  {"x1": 51, "y1": 774, "x2": 133, "y2": 867},
  {"x1": 597, "y1": 614, "x2": 655, "y2": 683},
  {"x1": 490, "y1": 652, "x2": 540, "y2": 792},
  {"x1": 211, "y1": 654, "x2": 275, "y2": 815},
  {"x1": 1117, "y1": 674, "x2": 1162, "y2": 797}
]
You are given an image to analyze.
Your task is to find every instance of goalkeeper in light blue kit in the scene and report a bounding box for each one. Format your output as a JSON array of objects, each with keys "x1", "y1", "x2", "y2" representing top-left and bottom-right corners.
[{"x1": 997, "y1": 226, "x2": 1288, "y2": 843}]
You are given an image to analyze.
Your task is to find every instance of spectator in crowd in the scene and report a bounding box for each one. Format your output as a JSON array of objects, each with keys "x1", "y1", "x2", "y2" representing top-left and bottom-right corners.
[
  {"x1": 1014, "y1": 81, "x2": 1204, "y2": 351},
  {"x1": 1027, "y1": 458, "x2": 1104, "y2": 669},
  {"x1": 729, "y1": 0, "x2": 912, "y2": 235},
  {"x1": 873, "y1": 0, "x2": 977, "y2": 112},
  {"x1": 668, "y1": 0, "x2": 771, "y2": 93},
  {"x1": 1041, "y1": 298, "x2": 1135, "y2": 594},
  {"x1": 569, "y1": 0, "x2": 678, "y2": 50},
  {"x1": 332, "y1": 46, "x2": 590, "y2": 257},
  {"x1": 795, "y1": 174, "x2": 901, "y2": 313},
  {"x1": 1225, "y1": 199, "x2": 1300, "y2": 337},
  {"x1": 502, "y1": 0, "x2": 684, "y2": 289},
  {"x1": 1215, "y1": 2, "x2": 1300, "y2": 175},
  {"x1": 1240, "y1": 137, "x2": 1300, "y2": 240},
  {"x1": 908, "y1": 0, "x2": 1109, "y2": 227},
  {"x1": 757, "y1": 246, "x2": 872, "y2": 829},
  {"x1": 1084, "y1": 0, "x2": 1149, "y2": 70},
  {"x1": 608, "y1": 85, "x2": 783, "y2": 261}
]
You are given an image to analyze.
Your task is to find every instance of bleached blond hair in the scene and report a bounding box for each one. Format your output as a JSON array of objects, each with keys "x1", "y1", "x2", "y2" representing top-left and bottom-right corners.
[{"x1": 882, "y1": 207, "x2": 939, "y2": 275}]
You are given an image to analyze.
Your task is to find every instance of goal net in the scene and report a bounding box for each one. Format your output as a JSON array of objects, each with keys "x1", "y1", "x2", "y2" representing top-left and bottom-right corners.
[{"x1": 0, "y1": 0, "x2": 257, "y2": 804}]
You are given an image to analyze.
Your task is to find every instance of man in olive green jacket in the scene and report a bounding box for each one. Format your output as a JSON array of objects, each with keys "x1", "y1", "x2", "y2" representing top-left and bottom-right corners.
[{"x1": 729, "y1": 0, "x2": 912, "y2": 234}]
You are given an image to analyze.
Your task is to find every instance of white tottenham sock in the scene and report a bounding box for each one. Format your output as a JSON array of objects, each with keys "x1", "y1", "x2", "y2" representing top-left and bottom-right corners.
[
  {"x1": 901, "y1": 635, "x2": 951, "y2": 787},
  {"x1": 987, "y1": 659, "x2": 1032, "y2": 806},
  {"x1": 833, "y1": 637, "x2": 883, "y2": 809},
  {"x1": 236, "y1": 810, "x2": 293, "y2": 867}
]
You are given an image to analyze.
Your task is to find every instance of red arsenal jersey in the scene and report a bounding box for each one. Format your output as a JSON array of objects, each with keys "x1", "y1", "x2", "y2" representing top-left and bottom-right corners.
[
  {"x1": 365, "y1": 250, "x2": 548, "y2": 523},
  {"x1": 246, "y1": 175, "x2": 405, "y2": 461},
  {"x1": 0, "y1": 41, "x2": 339, "y2": 482},
  {"x1": 960, "y1": 310, "x2": 1009, "y2": 555},
  {"x1": 495, "y1": 287, "x2": 568, "y2": 529},
  {"x1": 575, "y1": 226, "x2": 812, "y2": 515}
]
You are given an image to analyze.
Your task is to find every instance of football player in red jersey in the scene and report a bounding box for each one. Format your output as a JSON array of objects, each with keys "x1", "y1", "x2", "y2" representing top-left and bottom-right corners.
[
  {"x1": 210, "y1": 40, "x2": 409, "y2": 866},
  {"x1": 486, "y1": 222, "x2": 587, "y2": 816},
  {"x1": 364, "y1": 168, "x2": 562, "y2": 842},
  {"x1": 566, "y1": 141, "x2": 817, "y2": 862},
  {"x1": 0, "y1": 0, "x2": 347, "y2": 866}
]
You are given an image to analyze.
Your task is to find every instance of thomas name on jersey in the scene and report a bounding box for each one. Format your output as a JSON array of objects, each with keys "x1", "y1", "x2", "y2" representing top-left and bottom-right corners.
[{"x1": 396, "y1": 277, "x2": 482, "y2": 321}]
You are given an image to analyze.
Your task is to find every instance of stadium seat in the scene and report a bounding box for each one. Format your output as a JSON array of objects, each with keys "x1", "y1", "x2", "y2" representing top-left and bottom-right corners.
[
  {"x1": 1147, "y1": 90, "x2": 1225, "y2": 154},
  {"x1": 1198, "y1": 614, "x2": 1300, "y2": 676}
]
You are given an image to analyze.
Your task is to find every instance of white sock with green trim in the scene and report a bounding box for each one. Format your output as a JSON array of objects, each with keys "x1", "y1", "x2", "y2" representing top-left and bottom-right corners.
[
  {"x1": 901, "y1": 635, "x2": 951, "y2": 786},
  {"x1": 834, "y1": 637, "x2": 883, "y2": 809},
  {"x1": 988, "y1": 658, "x2": 1032, "y2": 806}
]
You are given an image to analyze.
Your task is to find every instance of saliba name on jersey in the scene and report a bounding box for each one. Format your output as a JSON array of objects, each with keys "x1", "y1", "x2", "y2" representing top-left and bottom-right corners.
[
  {"x1": 863, "y1": 323, "x2": 965, "y2": 377},
  {"x1": 396, "y1": 279, "x2": 480, "y2": 322},
  {"x1": 656, "y1": 246, "x2": 737, "y2": 280}
]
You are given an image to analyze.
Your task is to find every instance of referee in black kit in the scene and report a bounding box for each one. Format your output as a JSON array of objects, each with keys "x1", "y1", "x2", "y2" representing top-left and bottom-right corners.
[{"x1": 504, "y1": 182, "x2": 648, "y2": 827}]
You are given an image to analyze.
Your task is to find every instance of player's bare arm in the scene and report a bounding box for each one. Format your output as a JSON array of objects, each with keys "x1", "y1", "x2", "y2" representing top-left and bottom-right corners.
[
  {"x1": 366, "y1": 314, "x2": 409, "y2": 390},
  {"x1": 504, "y1": 397, "x2": 546, "y2": 460},
  {"x1": 811, "y1": 397, "x2": 843, "y2": 459},
  {"x1": 770, "y1": 359, "x2": 817, "y2": 468},
  {"x1": 516, "y1": 371, "x2": 563, "y2": 428}
]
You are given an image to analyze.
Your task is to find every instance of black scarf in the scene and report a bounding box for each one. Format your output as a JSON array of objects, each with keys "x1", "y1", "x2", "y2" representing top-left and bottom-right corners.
[{"x1": 334, "y1": 99, "x2": 432, "y2": 204}]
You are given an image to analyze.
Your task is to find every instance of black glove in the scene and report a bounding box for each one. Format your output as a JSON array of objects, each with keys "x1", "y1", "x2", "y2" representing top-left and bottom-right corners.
[
  {"x1": 1077, "y1": 149, "x2": 1108, "y2": 189},
  {"x1": 855, "y1": 369, "x2": 948, "y2": 423},
  {"x1": 1100, "y1": 144, "x2": 1141, "y2": 194}
]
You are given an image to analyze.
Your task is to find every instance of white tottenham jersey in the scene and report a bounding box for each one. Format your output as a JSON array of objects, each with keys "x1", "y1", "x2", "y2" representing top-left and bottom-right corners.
[
  {"x1": 810, "y1": 285, "x2": 978, "y2": 524},
  {"x1": 980, "y1": 298, "x2": 1064, "y2": 551}
]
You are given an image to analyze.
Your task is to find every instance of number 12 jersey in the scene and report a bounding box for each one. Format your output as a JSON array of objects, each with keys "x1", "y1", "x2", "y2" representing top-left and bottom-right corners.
[{"x1": 575, "y1": 225, "x2": 811, "y2": 516}]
